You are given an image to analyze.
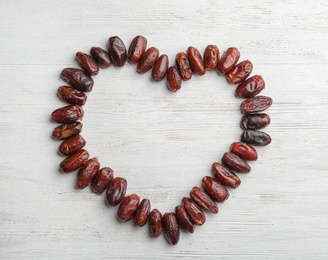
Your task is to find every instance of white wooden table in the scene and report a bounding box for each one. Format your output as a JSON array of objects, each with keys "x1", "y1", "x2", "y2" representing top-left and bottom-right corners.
[{"x1": 1, "y1": 1, "x2": 327, "y2": 259}]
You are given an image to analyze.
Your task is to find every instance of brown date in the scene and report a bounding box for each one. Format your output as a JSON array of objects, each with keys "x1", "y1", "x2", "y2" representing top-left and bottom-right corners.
[
  {"x1": 241, "y1": 113, "x2": 271, "y2": 130},
  {"x1": 202, "y1": 176, "x2": 229, "y2": 202},
  {"x1": 162, "y1": 212, "x2": 180, "y2": 245},
  {"x1": 241, "y1": 96, "x2": 273, "y2": 114},
  {"x1": 76, "y1": 52, "x2": 99, "y2": 76},
  {"x1": 149, "y1": 209, "x2": 163, "y2": 238},
  {"x1": 235, "y1": 75, "x2": 265, "y2": 98},
  {"x1": 117, "y1": 194, "x2": 140, "y2": 222},
  {"x1": 59, "y1": 149, "x2": 89, "y2": 173},
  {"x1": 60, "y1": 68, "x2": 94, "y2": 92},
  {"x1": 241, "y1": 130, "x2": 272, "y2": 146},
  {"x1": 203, "y1": 45, "x2": 219, "y2": 71},
  {"x1": 90, "y1": 47, "x2": 112, "y2": 68},
  {"x1": 166, "y1": 66, "x2": 182, "y2": 92},
  {"x1": 76, "y1": 157, "x2": 100, "y2": 189},
  {"x1": 59, "y1": 134, "x2": 86, "y2": 155},
  {"x1": 52, "y1": 122, "x2": 83, "y2": 140},
  {"x1": 128, "y1": 35, "x2": 147, "y2": 63},
  {"x1": 226, "y1": 60, "x2": 253, "y2": 84},
  {"x1": 106, "y1": 177, "x2": 127, "y2": 206},
  {"x1": 57, "y1": 86, "x2": 87, "y2": 106},
  {"x1": 175, "y1": 205, "x2": 194, "y2": 233},
  {"x1": 217, "y1": 47, "x2": 240, "y2": 74},
  {"x1": 175, "y1": 52, "x2": 192, "y2": 80},
  {"x1": 182, "y1": 197, "x2": 206, "y2": 226},
  {"x1": 222, "y1": 152, "x2": 251, "y2": 173},
  {"x1": 51, "y1": 105, "x2": 84, "y2": 124},
  {"x1": 107, "y1": 36, "x2": 127, "y2": 67},
  {"x1": 136, "y1": 47, "x2": 159, "y2": 73},
  {"x1": 230, "y1": 142, "x2": 258, "y2": 161},
  {"x1": 91, "y1": 167, "x2": 114, "y2": 194},
  {"x1": 151, "y1": 54, "x2": 169, "y2": 82},
  {"x1": 134, "y1": 199, "x2": 151, "y2": 227},
  {"x1": 189, "y1": 186, "x2": 218, "y2": 213},
  {"x1": 212, "y1": 162, "x2": 241, "y2": 188},
  {"x1": 187, "y1": 46, "x2": 205, "y2": 76}
]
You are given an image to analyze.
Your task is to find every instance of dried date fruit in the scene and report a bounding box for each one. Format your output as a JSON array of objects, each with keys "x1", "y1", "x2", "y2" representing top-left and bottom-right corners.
[
  {"x1": 76, "y1": 157, "x2": 100, "y2": 189},
  {"x1": 226, "y1": 60, "x2": 253, "y2": 84},
  {"x1": 149, "y1": 209, "x2": 163, "y2": 238},
  {"x1": 175, "y1": 205, "x2": 194, "y2": 233},
  {"x1": 52, "y1": 122, "x2": 83, "y2": 140},
  {"x1": 241, "y1": 96, "x2": 273, "y2": 114},
  {"x1": 235, "y1": 75, "x2": 265, "y2": 98},
  {"x1": 107, "y1": 36, "x2": 127, "y2": 67},
  {"x1": 222, "y1": 152, "x2": 251, "y2": 173},
  {"x1": 128, "y1": 35, "x2": 147, "y2": 63},
  {"x1": 51, "y1": 105, "x2": 84, "y2": 124},
  {"x1": 187, "y1": 46, "x2": 205, "y2": 76},
  {"x1": 203, "y1": 45, "x2": 219, "y2": 71},
  {"x1": 76, "y1": 52, "x2": 99, "y2": 76},
  {"x1": 117, "y1": 194, "x2": 140, "y2": 222},
  {"x1": 60, "y1": 68, "x2": 94, "y2": 92},
  {"x1": 217, "y1": 47, "x2": 240, "y2": 74},
  {"x1": 134, "y1": 199, "x2": 151, "y2": 227},
  {"x1": 175, "y1": 52, "x2": 192, "y2": 80},
  {"x1": 166, "y1": 66, "x2": 182, "y2": 92},
  {"x1": 106, "y1": 177, "x2": 127, "y2": 206},
  {"x1": 136, "y1": 47, "x2": 159, "y2": 73},
  {"x1": 59, "y1": 149, "x2": 90, "y2": 173},
  {"x1": 90, "y1": 47, "x2": 112, "y2": 68},
  {"x1": 190, "y1": 186, "x2": 218, "y2": 213},
  {"x1": 91, "y1": 167, "x2": 114, "y2": 194},
  {"x1": 162, "y1": 212, "x2": 180, "y2": 245},
  {"x1": 241, "y1": 113, "x2": 271, "y2": 130},
  {"x1": 151, "y1": 54, "x2": 169, "y2": 81},
  {"x1": 59, "y1": 134, "x2": 86, "y2": 155},
  {"x1": 230, "y1": 142, "x2": 258, "y2": 161},
  {"x1": 241, "y1": 130, "x2": 271, "y2": 146},
  {"x1": 182, "y1": 197, "x2": 206, "y2": 226},
  {"x1": 57, "y1": 86, "x2": 87, "y2": 106},
  {"x1": 202, "y1": 176, "x2": 229, "y2": 202},
  {"x1": 212, "y1": 162, "x2": 241, "y2": 188}
]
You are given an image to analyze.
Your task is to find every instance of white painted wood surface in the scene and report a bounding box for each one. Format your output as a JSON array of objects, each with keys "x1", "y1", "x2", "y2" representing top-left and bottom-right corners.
[{"x1": 1, "y1": 0, "x2": 328, "y2": 259}]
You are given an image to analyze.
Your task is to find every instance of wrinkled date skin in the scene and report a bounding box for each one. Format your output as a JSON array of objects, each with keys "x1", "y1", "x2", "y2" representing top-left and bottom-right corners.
[
  {"x1": 187, "y1": 46, "x2": 205, "y2": 76},
  {"x1": 90, "y1": 47, "x2": 112, "y2": 68},
  {"x1": 226, "y1": 60, "x2": 253, "y2": 84},
  {"x1": 176, "y1": 52, "x2": 192, "y2": 80},
  {"x1": 242, "y1": 130, "x2": 272, "y2": 146},
  {"x1": 182, "y1": 197, "x2": 206, "y2": 226},
  {"x1": 149, "y1": 209, "x2": 163, "y2": 238},
  {"x1": 128, "y1": 35, "x2": 147, "y2": 63},
  {"x1": 59, "y1": 134, "x2": 86, "y2": 155},
  {"x1": 241, "y1": 96, "x2": 273, "y2": 114},
  {"x1": 52, "y1": 122, "x2": 83, "y2": 140},
  {"x1": 107, "y1": 36, "x2": 127, "y2": 67},
  {"x1": 175, "y1": 205, "x2": 194, "y2": 233},
  {"x1": 230, "y1": 142, "x2": 258, "y2": 161},
  {"x1": 189, "y1": 186, "x2": 218, "y2": 213},
  {"x1": 106, "y1": 177, "x2": 127, "y2": 206},
  {"x1": 203, "y1": 45, "x2": 220, "y2": 71},
  {"x1": 136, "y1": 47, "x2": 159, "y2": 73},
  {"x1": 235, "y1": 75, "x2": 265, "y2": 98},
  {"x1": 151, "y1": 54, "x2": 169, "y2": 82},
  {"x1": 117, "y1": 194, "x2": 140, "y2": 222},
  {"x1": 241, "y1": 113, "x2": 271, "y2": 130},
  {"x1": 217, "y1": 47, "x2": 240, "y2": 74},
  {"x1": 75, "y1": 52, "x2": 99, "y2": 76},
  {"x1": 51, "y1": 105, "x2": 84, "y2": 124},
  {"x1": 162, "y1": 212, "x2": 180, "y2": 245},
  {"x1": 166, "y1": 66, "x2": 182, "y2": 92},
  {"x1": 59, "y1": 149, "x2": 90, "y2": 173},
  {"x1": 91, "y1": 167, "x2": 114, "y2": 194},
  {"x1": 60, "y1": 68, "x2": 94, "y2": 92},
  {"x1": 222, "y1": 152, "x2": 251, "y2": 173},
  {"x1": 211, "y1": 162, "x2": 241, "y2": 188},
  {"x1": 134, "y1": 199, "x2": 151, "y2": 227},
  {"x1": 202, "y1": 176, "x2": 229, "y2": 203},
  {"x1": 76, "y1": 157, "x2": 100, "y2": 189},
  {"x1": 57, "y1": 86, "x2": 87, "y2": 106}
]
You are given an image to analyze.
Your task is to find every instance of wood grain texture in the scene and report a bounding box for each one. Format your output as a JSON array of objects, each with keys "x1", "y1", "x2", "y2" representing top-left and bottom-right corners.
[{"x1": 0, "y1": 0, "x2": 328, "y2": 259}]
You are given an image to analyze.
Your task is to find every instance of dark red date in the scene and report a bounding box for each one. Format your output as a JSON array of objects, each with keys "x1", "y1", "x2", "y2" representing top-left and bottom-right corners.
[
  {"x1": 52, "y1": 122, "x2": 83, "y2": 140},
  {"x1": 175, "y1": 205, "x2": 194, "y2": 233},
  {"x1": 59, "y1": 134, "x2": 86, "y2": 155},
  {"x1": 176, "y1": 52, "x2": 192, "y2": 80},
  {"x1": 91, "y1": 167, "x2": 114, "y2": 194},
  {"x1": 190, "y1": 186, "x2": 218, "y2": 213},
  {"x1": 162, "y1": 212, "x2": 180, "y2": 245},
  {"x1": 203, "y1": 45, "x2": 219, "y2": 71},
  {"x1": 76, "y1": 52, "x2": 99, "y2": 76},
  {"x1": 222, "y1": 152, "x2": 251, "y2": 173},
  {"x1": 57, "y1": 86, "x2": 87, "y2": 106},
  {"x1": 106, "y1": 177, "x2": 127, "y2": 206},
  {"x1": 235, "y1": 75, "x2": 265, "y2": 98},
  {"x1": 76, "y1": 157, "x2": 100, "y2": 189},
  {"x1": 212, "y1": 162, "x2": 241, "y2": 188},
  {"x1": 202, "y1": 176, "x2": 229, "y2": 202},
  {"x1": 241, "y1": 96, "x2": 273, "y2": 114},
  {"x1": 90, "y1": 47, "x2": 112, "y2": 68},
  {"x1": 59, "y1": 149, "x2": 90, "y2": 173},
  {"x1": 241, "y1": 130, "x2": 272, "y2": 146},
  {"x1": 117, "y1": 194, "x2": 140, "y2": 222},
  {"x1": 226, "y1": 60, "x2": 253, "y2": 84},
  {"x1": 107, "y1": 36, "x2": 127, "y2": 67},
  {"x1": 230, "y1": 142, "x2": 258, "y2": 161},
  {"x1": 128, "y1": 35, "x2": 147, "y2": 63},
  {"x1": 217, "y1": 47, "x2": 240, "y2": 74},
  {"x1": 149, "y1": 209, "x2": 163, "y2": 238},
  {"x1": 134, "y1": 199, "x2": 151, "y2": 227},
  {"x1": 241, "y1": 113, "x2": 271, "y2": 130},
  {"x1": 51, "y1": 105, "x2": 84, "y2": 124},
  {"x1": 187, "y1": 46, "x2": 205, "y2": 76},
  {"x1": 182, "y1": 197, "x2": 206, "y2": 226},
  {"x1": 166, "y1": 66, "x2": 182, "y2": 92},
  {"x1": 151, "y1": 54, "x2": 169, "y2": 81},
  {"x1": 60, "y1": 68, "x2": 94, "y2": 92},
  {"x1": 136, "y1": 47, "x2": 159, "y2": 73}
]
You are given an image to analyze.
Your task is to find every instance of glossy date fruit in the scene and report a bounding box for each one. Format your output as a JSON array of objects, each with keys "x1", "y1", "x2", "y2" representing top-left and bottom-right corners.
[
  {"x1": 128, "y1": 35, "x2": 147, "y2": 63},
  {"x1": 176, "y1": 52, "x2": 192, "y2": 80},
  {"x1": 230, "y1": 142, "x2": 258, "y2": 161},
  {"x1": 76, "y1": 157, "x2": 100, "y2": 189},
  {"x1": 76, "y1": 52, "x2": 99, "y2": 76},
  {"x1": 241, "y1": 130, "x2": 272, "y2": 146},
  {"x1": 52, "y1": 122, "x2": 83, "y2": 140},
  {"x1": 149, "y1": 209, "x2": 163, "y2": 238},
  {"x1": 106, "y1": 177, "x2": 127, "y2": 206},
  {"x1": 151, "y1": 54, "x2": 169, "y2": 81},
  {"x1": 187, "y1": 46, "x2": 205, "y2": 76},
  {"x1": 212, "y1": 162, "x2": 241, "y2": 188},
  {"x1": 222, "y1": 152, "x2": 251, "y2": 173},
  {"x1": 189, "y1": 186, "x2": 218, "y2": 213},
  {"x1": 235, "y1": 75, "x2": 265, "y2": 98},
  {"x1": 226, "y1": 60, "x2": 253, "y2": 84},
  {"x1": 241, "y1": 113, "x2": 271, "y2": 130},
  {"x1": 90, "y1": 47, "x2": 112, "y2": 68},
  {"x1": 217, "y1": 47, "x2": 240, "y2": 74},
  {"x1": 51, "y1": 105, "x2": 84, "y2": 124},
  {"x1": 203, "y1": 45, "x2": 219, "y2": 71},
  {"x1": 60, "y1": 68, "x2": 94, "y2": 92},
  {"x1": 136, "y1": 47, "x2": 159, "y2": 73},
  {"x1": 134, "y1": 199, "x2": 151, "y2": 227},
  {"x1": 182, "y1": 197, "x2": 206, "y2": 226},
  {"x1": 166, "y1": 66, "x2": 182, "y2": 92},
  {"x1": 59, "y1": 134, "x2": 86, "y2": 155},
  {"x1": 91, "y1": 167, "x2": 114, "y2": 194},
  {"x1": 107, "y1": 36, "x2": 127, "y2": 67},
  {"x1": 59, "y1": 149, "x2": 90, "y2": 173},
  {"x1": 175, "y1": 205, "x2": 194, "y2": 233},
  {"x1": 57, "y1": 86, "x2": 87, "y2": 106},
  {"x1": 162, "y1": 212, "x2": 180, "y2": 245},
  {"x1": 241, "y1": 96, "x2": 273, "y2": 114},
  {"x1": 117, "y1": 194, "x2": 140, "y2": 222},
  {"x1": 202, "y1": 176, "x2": 229, "y2": 202}
]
